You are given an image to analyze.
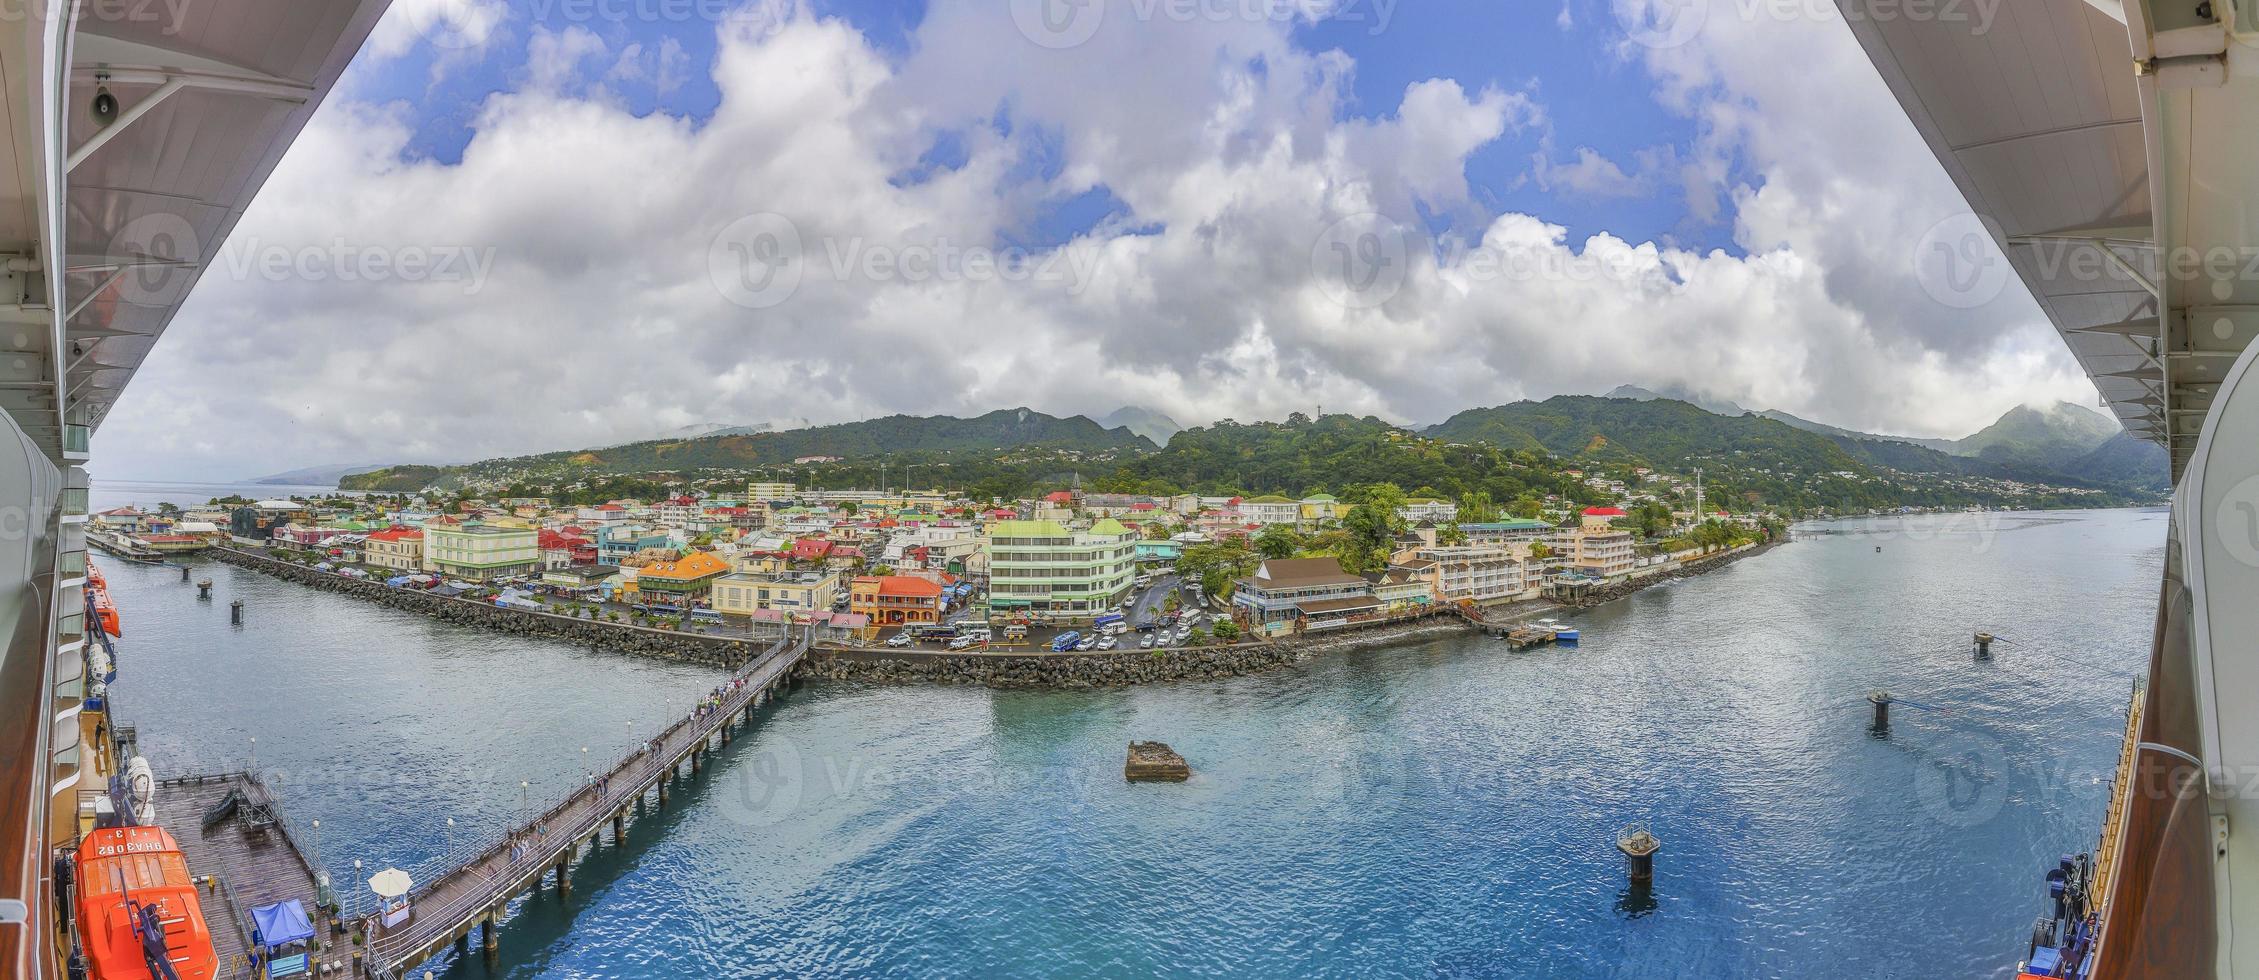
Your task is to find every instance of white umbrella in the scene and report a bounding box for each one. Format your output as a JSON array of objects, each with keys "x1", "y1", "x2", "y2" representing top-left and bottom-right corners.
[{"x1": 367, "y1": 867, "x2": 413, "y2": 899}]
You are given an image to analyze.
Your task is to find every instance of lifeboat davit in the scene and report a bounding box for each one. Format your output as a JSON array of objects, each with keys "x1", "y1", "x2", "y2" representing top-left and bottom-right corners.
[{"x1": 73, "y1": 825, "x2": 219, "y2": 980}]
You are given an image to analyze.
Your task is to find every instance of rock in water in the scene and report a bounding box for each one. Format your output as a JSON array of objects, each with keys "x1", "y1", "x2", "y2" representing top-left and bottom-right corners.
[{"x1": 1124, "y1": 741, "x2": 1190, "y2": 782}]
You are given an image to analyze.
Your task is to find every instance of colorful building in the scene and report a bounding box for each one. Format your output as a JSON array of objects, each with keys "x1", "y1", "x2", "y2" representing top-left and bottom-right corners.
[
  {"x1": 363, "y1": 526, "x2": 424, "y2": 571},
  {"x1": 633, "y1": 551, "x2": 732, "y2": 599},
  {"x1": 421, "y1": 520, "x2": 539, "y2": 582},
  {"x1": 849, "y1": 575, "x2": 946, "y2": 626},
  {"x1": 712, "y1": 570, "x2": 842, "y2": 619}
]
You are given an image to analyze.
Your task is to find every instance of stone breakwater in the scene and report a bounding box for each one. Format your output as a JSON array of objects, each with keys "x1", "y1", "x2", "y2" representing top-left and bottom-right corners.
[
  {"x1": 1554, "y1": 540, "x2": 1781, "y2": 608},
  {"x1": 798, "y1": 643, "x2": 1314, "y2": 688},
  {"x1": 208, "y1": 548, "x2": 755, "y2": 668}
]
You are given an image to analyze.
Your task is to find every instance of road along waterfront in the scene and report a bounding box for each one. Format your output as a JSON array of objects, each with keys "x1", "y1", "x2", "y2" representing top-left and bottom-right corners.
[{"x1": 109, "y1": 510, "x2": 2157, "y2": 977}]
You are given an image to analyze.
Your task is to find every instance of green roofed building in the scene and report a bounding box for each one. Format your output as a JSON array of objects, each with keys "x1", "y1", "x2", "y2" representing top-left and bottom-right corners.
[{"x1": 984, "y1": 519, "x2": 1138, "y2": 620}]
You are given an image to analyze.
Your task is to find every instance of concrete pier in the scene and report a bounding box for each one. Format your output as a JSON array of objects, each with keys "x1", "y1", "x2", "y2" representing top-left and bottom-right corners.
[{"x1": 1868, "y1": 690, "x2": 1893, "y2": 730}]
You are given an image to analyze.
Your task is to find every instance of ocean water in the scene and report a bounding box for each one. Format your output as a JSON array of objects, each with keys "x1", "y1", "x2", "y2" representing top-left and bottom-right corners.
[
  {"x1": 102, "y1": 509, "x2": 2164, "y2": 978},
  {"x1": 89, "y1": 478, "x2": 344, "y2": 514}
]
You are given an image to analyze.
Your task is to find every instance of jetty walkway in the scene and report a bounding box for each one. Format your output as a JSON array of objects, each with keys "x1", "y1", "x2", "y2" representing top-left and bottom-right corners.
[{"x1": 363, "y1": 629, "x2": 812, "y2": 978}]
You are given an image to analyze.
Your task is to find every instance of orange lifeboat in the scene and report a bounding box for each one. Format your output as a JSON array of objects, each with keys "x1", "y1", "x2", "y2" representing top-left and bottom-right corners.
[
  {"x1": 87, "y1": 562, "x2": 122, "y2": 636},
  {"x1": 72, "y1": 826, "x2": 220, "y2": 980}
]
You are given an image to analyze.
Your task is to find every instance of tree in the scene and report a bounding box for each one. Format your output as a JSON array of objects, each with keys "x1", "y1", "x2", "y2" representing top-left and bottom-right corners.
[
  {"x1": 1253, "y1": 524, "x2": 1301, "y2": 559},
  {"x1": 1529, "y1": 542, "x2": 1552, "y2": 561},
  {"x1": 1212, "y1": 620, "x2": 1241, "y2": 643},
  {"x1": 1436, "y1": 522, "x2": 1468, "y2": 546},
  {"x1": 1457, "y1": 491, "x2": 1498, "y2": 524},
  {"x1": 1509, "y1": 494, "x2": 1544, "y2": 520},
  {"x1": 1178, "y1": 540, "x2": 1259, "y2": 597},
  {"x1": 1338, "y1": 483, "x2": 1405, "y2": 574}
]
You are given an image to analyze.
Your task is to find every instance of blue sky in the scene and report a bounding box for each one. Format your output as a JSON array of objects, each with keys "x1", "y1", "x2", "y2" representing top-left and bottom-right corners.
[
  {"x1": 100, "y1": 0, "x2": 2099, "y2": 479},
  {"x1": 352, "y1": 0, "x2": 1735, "y2": 255}
]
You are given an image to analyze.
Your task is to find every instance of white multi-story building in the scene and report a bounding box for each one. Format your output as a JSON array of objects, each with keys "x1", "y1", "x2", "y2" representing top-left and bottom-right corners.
[
  {"x1": 747, "y1": 481, "x2": 798, "y2": 502},
  {"x1": 1399, "y1": 498, "x2": 1459, "y2": 523},
  {"x1": 983, "y1": 519, "x2": 1137, "y2": 619},
  {"x1": 1239, "y1": 496, "x2": 1301, "y2": 525},
  {"x1": 1415, "y1": 545, "x2": 1529, "y2": 603},
  {"x1": 421, "y1": 520, "x2": 539, "y2": 582}
]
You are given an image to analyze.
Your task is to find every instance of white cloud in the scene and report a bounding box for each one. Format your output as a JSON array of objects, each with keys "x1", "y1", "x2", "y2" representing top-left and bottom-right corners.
[{"x1": 93, "y1": 0, "x2": 2101, "y2": 480}]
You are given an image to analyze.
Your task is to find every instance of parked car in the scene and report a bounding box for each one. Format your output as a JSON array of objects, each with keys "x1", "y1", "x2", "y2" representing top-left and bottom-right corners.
[{"x1": 886, "y1": 633, "x2": 913, "y2": 648}]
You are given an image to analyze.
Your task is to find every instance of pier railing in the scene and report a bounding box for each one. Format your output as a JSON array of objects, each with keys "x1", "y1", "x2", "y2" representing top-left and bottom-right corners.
[{"x1": 363, "y1": 629, "x2": 813, "y2": 978}]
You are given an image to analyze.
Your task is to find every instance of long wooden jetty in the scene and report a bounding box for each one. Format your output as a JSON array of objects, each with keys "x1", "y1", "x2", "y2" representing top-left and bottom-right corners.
[{"x1": 363, "y1": 629, "x2": 813, "y2": 978}]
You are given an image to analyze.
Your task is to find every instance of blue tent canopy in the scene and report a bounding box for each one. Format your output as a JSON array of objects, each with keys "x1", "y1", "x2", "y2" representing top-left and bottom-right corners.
[{"x1": 251, "y1": 899, "x2": 315, "y2": 948}]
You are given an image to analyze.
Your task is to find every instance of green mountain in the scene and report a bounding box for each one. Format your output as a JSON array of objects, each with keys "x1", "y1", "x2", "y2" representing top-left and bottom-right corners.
[
  {"x1": 1953, "y1": 401, "x2": 2122, "y2": 468},
  {"x1": 1099, "y1": 406, "x2": 1184, "y2": 445},
  {"x1": 1755, "y1": 409, "x2": 1958, "y2": 453},
  {"x1": 1427, "y1": 395, "x2": 2154, "y2": 510},
  {"x1": 1604, "y1": 384, "x2": 1751, "y2": 418},
  {"x1": 2067, "y1": 431, "x2": 2173, "y2": 492},
  {"x1": 361, "y1": 409, "x2": 1157, "y2": 491},
  {"x1": 1100, "y1": 413, "x2": 1581, "y2": 502}
]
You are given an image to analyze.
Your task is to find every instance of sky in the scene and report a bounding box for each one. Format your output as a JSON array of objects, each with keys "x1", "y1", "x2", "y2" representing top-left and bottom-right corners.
[{"x1": 93, "y1": 0, "x2": 2100, "y2": 481}]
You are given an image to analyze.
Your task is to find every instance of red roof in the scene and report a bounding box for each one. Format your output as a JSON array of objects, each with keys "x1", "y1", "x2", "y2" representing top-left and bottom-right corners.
[
  {"x1": 856, "y1": 575, "x2": 944, "y2": 597},
  {"x1": 791, "y1": 538, "x2": 833, "y2": 560},
  {"x1": 1043, "y1": 491, "x2": 1075, "y2": 504},
  {"x1": 1584, "y1": 507, "x2": 1627, "y2": 517},
  {"x1": 537, "y1": 529, "x2": 580, "y2": 550},
  {"x1": 1130, "y1": 502, "x2": 1157, "y2": 511},
  {"x1": 366, "y1": 526, "x2": 423, "y2": 542}
]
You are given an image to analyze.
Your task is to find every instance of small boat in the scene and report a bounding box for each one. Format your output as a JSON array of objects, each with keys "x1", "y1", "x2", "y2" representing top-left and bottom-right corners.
[{"x1": 1552, "y1": 625, "x2": 1580, "y2": 644}]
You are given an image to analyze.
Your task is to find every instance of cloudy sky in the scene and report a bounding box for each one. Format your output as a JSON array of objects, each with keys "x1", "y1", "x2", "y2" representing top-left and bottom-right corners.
[{"x1": 94, "y1": 0, "x2": 2099, "y2": 481}]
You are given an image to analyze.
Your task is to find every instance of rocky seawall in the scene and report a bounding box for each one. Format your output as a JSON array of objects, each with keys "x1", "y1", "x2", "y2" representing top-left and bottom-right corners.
[
  {"x1": 799, "y1": 643, "x2": 1312, "y2": 688},
  {"x1": 207, "y1": 548, "x2": 756, "y2": 668}
]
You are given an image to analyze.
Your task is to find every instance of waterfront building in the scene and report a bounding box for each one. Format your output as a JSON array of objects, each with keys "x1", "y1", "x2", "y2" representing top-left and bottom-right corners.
[
  {"x1": 1365, "y1": 565, "x2": 1436, "y2": 611},
  {"x1": 1568, "y1": 528, "x2": 1637, "y2": 579},
  {"x1": 541, "y1": 564, "x2": 617, "y2": 595},
  {"x1": 712, "y1": 569, "x2": 842, "y2": 619},
  {"x1": 849, "y1": 575, "x2": 946, "y2": 626},
  {"x1": 632, "y1": 551, "x2": 731, "y2": 599},
  {"x1": 1231, "y1": 557, "x2": 1380, "y2": 628},
  {"x1": 421, "y1": 520, "x2": 540, "y2": 582},
  {"x1": 983, "y1": 519, "x2": 1137, "y2": 619},
  {"x1": 1414, "y1": 545, "x2": 1529, "y2": 604},
  {"x1": 364, "y1": 527, "x2": 424, "y2": 571}
]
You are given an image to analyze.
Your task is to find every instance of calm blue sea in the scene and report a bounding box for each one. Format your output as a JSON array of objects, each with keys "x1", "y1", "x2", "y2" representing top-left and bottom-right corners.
[{"x1": 100, "y1": 509, "x2": 2164, "y2": 978}]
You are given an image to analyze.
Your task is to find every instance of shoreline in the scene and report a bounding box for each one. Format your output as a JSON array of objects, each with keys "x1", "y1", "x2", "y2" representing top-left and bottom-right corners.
[{"x1": 196, "y1": 537, "x2": 1787, "y2": 688}]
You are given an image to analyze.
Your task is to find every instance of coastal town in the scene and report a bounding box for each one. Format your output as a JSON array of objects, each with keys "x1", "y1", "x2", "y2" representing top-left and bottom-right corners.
[{"x1": 90, "y1": 474, "x2": 1786, "y2": 654}]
